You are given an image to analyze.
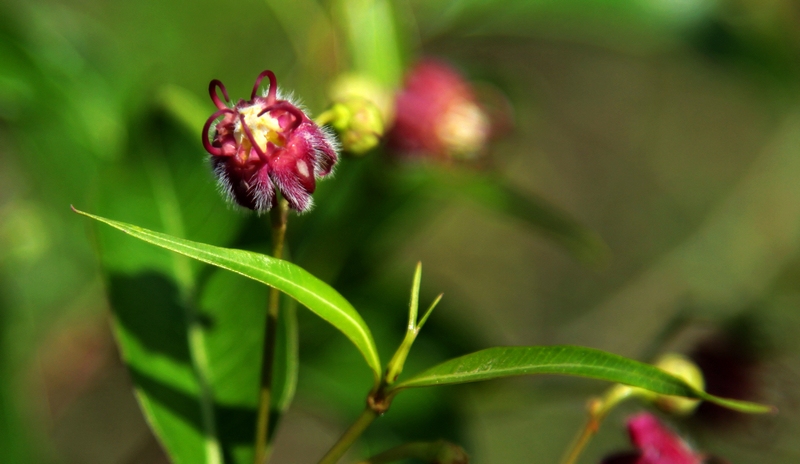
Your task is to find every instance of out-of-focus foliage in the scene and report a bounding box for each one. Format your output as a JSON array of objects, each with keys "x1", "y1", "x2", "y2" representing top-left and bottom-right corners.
[{"x1": 3, "y1": 0, "x2": 800, "y2": 463}]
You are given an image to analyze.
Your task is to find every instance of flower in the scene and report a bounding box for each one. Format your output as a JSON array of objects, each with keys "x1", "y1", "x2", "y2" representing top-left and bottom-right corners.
[
  {"x1": 387, "y1": 59, "x2": 491, "y2": 161},
  {"x1": 201, "y1": 70, "x2": 339, "y2": 212},
  {"x1": 601, "y1": 413, "x2": 707, "y2": 464}
]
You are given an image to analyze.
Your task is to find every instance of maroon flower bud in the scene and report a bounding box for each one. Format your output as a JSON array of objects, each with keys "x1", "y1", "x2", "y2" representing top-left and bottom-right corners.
[
  {"x1": 202, "y1": 70, "x2": 339, "y2": 212},
  {"x1": 387, "y1": 59, "x2": 491, "y2": 161}
]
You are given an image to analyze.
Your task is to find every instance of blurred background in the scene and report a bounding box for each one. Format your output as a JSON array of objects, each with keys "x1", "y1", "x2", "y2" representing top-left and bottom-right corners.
[{"x1": 2, "y1": 0, "x2": 800, "y2": 462}]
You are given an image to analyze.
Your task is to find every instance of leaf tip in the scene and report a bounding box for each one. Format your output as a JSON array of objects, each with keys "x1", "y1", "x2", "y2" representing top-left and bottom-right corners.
[
  {"x1": 414, "y1": 261, "x2": 422, "y2": 282},
  {"x1": 417, "y1": 293, "x2": 443, "y2": 330},
  {"x1": 768, "y1": 405, "x2": 779, "y2": 415}
]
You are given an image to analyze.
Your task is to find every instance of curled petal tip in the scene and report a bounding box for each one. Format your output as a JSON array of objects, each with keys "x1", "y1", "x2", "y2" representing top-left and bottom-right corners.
[
  {"x1": 252, "y1": 70, "x2": 278, "y2": 102},
  {"x1": 202, "y1": 108, "x2": 233, "y2": 156},
  {"x1": 209, "y1": 79, "x2": 230, "y2": 110}
]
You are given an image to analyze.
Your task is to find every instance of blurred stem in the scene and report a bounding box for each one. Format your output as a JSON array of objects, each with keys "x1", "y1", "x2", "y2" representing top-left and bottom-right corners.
[
  {"x1": 560, "y1": 384, "x2": 633, "y2": 464},
  {"x1": 355, "y1": 440, "x2": 468, "y2": 464},
  {"x1": 315, "y1": 108, "x2": 338, "y2": 126},
  {"x1": 339, "y1": 0, "x2": 403, "y2": 87},
  {"x1": 318, "y1": 408, "x2": 378, "y2": 464},
  {"x1": 560, "y1": 416, "x2": 599, "y2": 464},
  {"x1": 254, "y1": 198, "x2": 290, "y2": 464}
]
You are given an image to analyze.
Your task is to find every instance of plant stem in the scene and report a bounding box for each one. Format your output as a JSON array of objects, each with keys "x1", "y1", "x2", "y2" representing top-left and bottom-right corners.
[
  {"x1": 318, "y1": 408, "x2": 378, "y2": 464},
  {"x1": 560, "y1": 385, "x2": 632, "y2": 464},
  {"x1": 254, "y1": 198, "x2": 290, "y2": 464},
  {"x1": 314, "y1": 107, "x2": 338, "y2": 126},
  {"x1": 355, "y1": 440, "x2": 468, "y2": 464},
  {"x1": 560, "y1": 415, "x2": 601, "y2": 464}
]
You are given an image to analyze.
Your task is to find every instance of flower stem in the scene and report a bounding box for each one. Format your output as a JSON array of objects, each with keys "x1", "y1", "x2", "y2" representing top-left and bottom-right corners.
[
  {"x1": 318, "y1": 408, "x2": 378, "y2": 464},
  {"x1": 254, "y1": 198, "x2": 290, "y2": 464}
]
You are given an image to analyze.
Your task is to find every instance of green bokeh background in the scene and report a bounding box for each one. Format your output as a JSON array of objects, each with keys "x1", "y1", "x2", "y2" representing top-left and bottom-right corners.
[{"x1": 2, "y1": 0, "x2": 800, "y2": 462}]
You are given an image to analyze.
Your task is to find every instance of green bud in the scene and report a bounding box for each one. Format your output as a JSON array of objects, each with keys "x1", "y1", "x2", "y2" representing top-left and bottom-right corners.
[
  {"x1": 329, "y1": 73, "x2": 394, "y2": 123},
  {"x1": 636, "y1": 353, "x2": 705, "y2": 416},
  {"x1": 327, "y1": 97, "x2": 385, "y2": 155}
]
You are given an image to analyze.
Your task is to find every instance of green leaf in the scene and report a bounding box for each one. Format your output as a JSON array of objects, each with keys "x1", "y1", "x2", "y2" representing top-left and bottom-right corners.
[
  {"x1": 158, "y1": 84, "x2": 210, "y2": 135},
  {"x1": 74, "y1": 207, "x2": 383, "y2": 382},
  {"x1": 270, "y1": 294, "x2": 299, "y2": 433},
  {"x1": 339, "y1": 0, "x2": 404, "y2": 87},
  {"x1": 95, "y1": 143, "x2": 248, "y2": 464},
  {"x1": 392, "y1": 346, "x2": 773, "y2": 414},
  {"x1": 405, "y1": 166, "x2": 609, "y2": 264},
  {"x1": 384, "y1": 263, "x2": 423, "y2": 385}
]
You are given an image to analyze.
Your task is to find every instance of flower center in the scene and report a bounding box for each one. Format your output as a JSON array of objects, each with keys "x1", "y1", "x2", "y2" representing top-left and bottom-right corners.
[
  {"x1": 437, "y1": 99, "x2": 489, "y2": 159},
  {"x1": 235, "y1": 104, "x2": 284, "y2": 156}
]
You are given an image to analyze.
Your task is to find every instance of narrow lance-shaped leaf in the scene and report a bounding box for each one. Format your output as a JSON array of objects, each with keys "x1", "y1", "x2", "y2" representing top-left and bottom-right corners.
[
  {"x1": 73, "y1": 207, "x2": 383, "y2": 383},
  {"x1": 392, "y1": 346, "x2": 773, "y2": 414}
]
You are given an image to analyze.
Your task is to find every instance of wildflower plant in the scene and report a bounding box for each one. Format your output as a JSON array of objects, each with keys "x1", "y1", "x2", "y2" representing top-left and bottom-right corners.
[
  {"x1": 64, "y1": 4, "x2": 776, "y2": 464},
  {"x1": 73, "y1": 61, "x2": 773, "y2": 464}
]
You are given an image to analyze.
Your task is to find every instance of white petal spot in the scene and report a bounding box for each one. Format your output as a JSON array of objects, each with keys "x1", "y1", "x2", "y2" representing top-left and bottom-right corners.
[{"x1": 296, "y1": 159, "x2": 309, "y2": 178}]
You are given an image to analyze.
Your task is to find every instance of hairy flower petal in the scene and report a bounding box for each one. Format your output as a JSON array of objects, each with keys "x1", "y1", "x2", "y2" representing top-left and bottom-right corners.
[{"x1": 202, "y1": 70, "x2": 339, "y2": 212}]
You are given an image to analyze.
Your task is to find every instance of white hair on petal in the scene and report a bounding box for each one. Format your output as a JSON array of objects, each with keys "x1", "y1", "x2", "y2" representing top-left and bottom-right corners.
[
  {"x1": 298, "y1": 195, "x2": 314, "y2": 214},
  {"x1": 267, "y1": 170, "x2": 315, "y2": 214},
  {"x1": 321, "y1": 123, "x2": 340, "y2": 154},
  {"x1": 250, "y1": 174, "x2": 275, "y2": 214},
  {"x1": 308, "y1": 123, "x2": 340, "y2": 179},
  {"x1": 212, "y1": 160, "x2": 240, "y2": 211},
  {"x1": 259, "y1": 87, "x2": 308, "y2": 111}
]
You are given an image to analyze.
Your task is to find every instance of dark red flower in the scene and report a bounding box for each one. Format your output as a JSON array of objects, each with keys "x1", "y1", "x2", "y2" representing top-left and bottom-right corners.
[
  {"x1": 202, "y1": 70, "x2": 338, "y2": 212},
  {"x1": 387, "y1": 59, "x2": 490, "y2": 161},
  {"x1": 601, "y1": 413, "x2": 705, "y2": 464}
]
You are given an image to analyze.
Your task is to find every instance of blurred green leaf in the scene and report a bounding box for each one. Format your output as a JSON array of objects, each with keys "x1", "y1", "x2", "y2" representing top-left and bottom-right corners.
[
  {"x1": 392, "y1": 345, "x2": 772, "y2": 414},
  {"x1": 159, "y1": 85, "x2": 210, "y2": 136},
  {"x1": 417, "y1": 167, "x2": 609, "y2": 264},
  {"x1": 409, "y1": 0, "x2": 713, "y2": 53},
  {"x1": 74, "y1": 207, "x2": 383, "y2": 382},
  {"x1": 270, "y1": 295, "x2": 299, "y2": 435},
  {"x1": 338, "y1": 0, "x2": 404, "y2": 87},
  {"x1": 83, "y1": 95, "x2": 296, "y2": 463}
]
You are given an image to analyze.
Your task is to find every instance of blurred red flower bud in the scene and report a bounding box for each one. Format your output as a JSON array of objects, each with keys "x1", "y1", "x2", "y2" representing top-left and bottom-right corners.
[
  {"x1": 387, "y1": 59, "x2": 492, "y2": 161},
  {"x1": 202, "y1": 70, "x2": 338, "y2": 212}
]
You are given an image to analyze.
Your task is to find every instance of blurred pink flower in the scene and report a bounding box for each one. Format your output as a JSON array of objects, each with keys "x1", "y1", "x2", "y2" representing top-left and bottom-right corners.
[
  {"x1": 387, "y1": 59, "x2": 491, "y2": 161},
  {"x1": 601, "y1": 413, "x2": 708, "y2": 464}
]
